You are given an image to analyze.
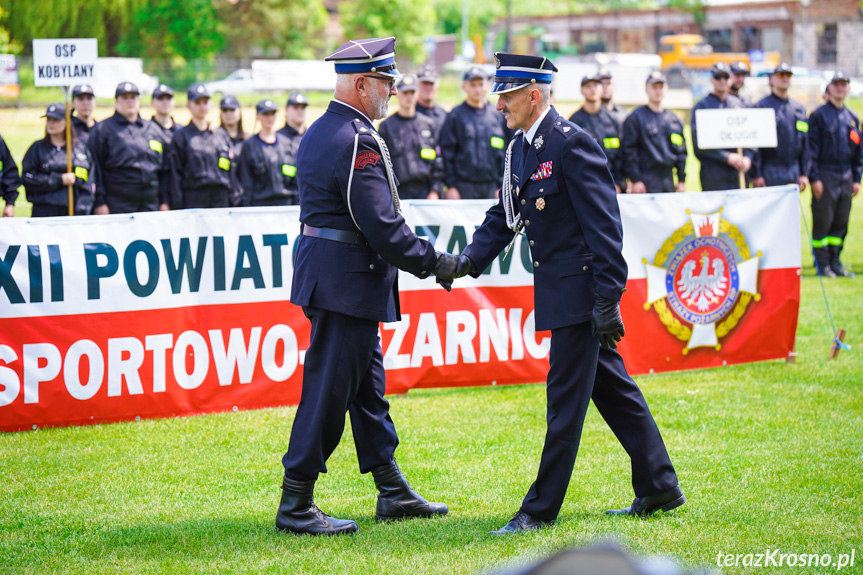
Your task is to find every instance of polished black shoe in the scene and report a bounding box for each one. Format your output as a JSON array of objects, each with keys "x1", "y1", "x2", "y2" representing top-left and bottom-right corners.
[
  {"x1": 490, "y1": 510, "x2": 553, "y2": 534},
  {"x1": 606, "y1": 485, "x2": 686, "y2": 517},
  {"x1": 371, "y1": 460, "x2": 448, "y2": 521},
  {"x1": 275, "y1": 477, "x2": 359, "y2": 535}
]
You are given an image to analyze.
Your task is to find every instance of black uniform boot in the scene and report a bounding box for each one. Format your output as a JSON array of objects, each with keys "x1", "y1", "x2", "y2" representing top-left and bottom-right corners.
[
  {"x1": 814, "y1": 247, "x2": 835, "y2": 277},
  {"x1": 275, "y1": 477, "x2": 359, "y2": 535},
  {"x1": 830, "y1": 247, "x2": 855, "y2": 278},
  {"x1": 371, "y1": 460, "x2": 448, "y2": 521}
]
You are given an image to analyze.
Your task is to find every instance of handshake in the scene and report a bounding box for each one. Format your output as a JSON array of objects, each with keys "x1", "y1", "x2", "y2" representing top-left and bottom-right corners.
[{"x1": 432, "y1": 252, "x2": 474, "y2": 292}]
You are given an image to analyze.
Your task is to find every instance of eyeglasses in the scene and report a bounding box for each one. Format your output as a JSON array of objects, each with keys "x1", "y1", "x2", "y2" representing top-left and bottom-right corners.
[
  {"x1": 713, "y1": 74, "x2": 730, "y2": 80},
  {"x1": 361, "y1": 75, "x2": 397, "y2": 89},
  {"x1": 775, "y1": 72, "x2": 792, "y2": 79}
]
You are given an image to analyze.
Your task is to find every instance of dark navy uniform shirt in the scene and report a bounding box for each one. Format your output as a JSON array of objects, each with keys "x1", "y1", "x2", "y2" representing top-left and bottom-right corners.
[
  {"x1": 0, "y1": 134, "x2": 22, "y2": 205},
  {"x1": 621, "y1": 106, "x2": 687, "y2": 189},
  {"x1": 151, "y1": 117, "x2": 178, "y2": 146},
  {"x1": 462, "y1": 107, "x2": 627, "y2": 331},
  {"x1": 808, "y1": 101, "x2": 863, "y2": 183},
  {"x1": 439, "y1": 102, "x2": 510, "y2": 187},
  {"x1": 166, "y1": 122, "x2": 236, "y2": 208},
  {"x1": 691, "y1": 93, "x2": 754, "y2": 188},
  {"x1": 21, "y1": 139, "x2": 97, "y2": 214},
  {"x1": 570, "y1": 107, "x2": 626, "y2": 190},
  {"x1": 378, "y1": 112, "x2": 444, "y2": 199},
  {"x1": 291, "y1": 101, "x2": 439, "y2": 323},
  {"x1": 752, "y1": 93, "x2": 810, "y2": 180},
  {"x1": 71, "y1": 115, "x2": 97, "y2": 146},
  {"x1": 416, "y1": 102, "x2": 447, "y2": 136},
  {"x1": 237, "y1": 133, "x2": 299, "y2": 206},
  {"x1": 87, "y1": 112, "x2": 165, "y2": 208}
]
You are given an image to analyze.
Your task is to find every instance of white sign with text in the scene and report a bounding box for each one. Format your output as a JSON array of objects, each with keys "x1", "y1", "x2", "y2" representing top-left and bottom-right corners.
[
  {"x1": 695, "y1": 107, "x2": 778, "y2": 149},
  {"x1": 32, "y1": 38, "x2": 98, "y2": 87}
]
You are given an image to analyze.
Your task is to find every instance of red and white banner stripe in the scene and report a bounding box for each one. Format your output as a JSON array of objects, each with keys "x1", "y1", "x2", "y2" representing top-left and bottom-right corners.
[{"x1": 0, "y1": 187, "x2": 800, "y2": 431}]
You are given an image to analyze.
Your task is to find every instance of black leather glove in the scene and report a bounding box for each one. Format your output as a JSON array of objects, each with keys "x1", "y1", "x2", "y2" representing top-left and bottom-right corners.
[
  {"x1": 432, "y1": 252, "x2": 473, "y2": 282},
  {"x1": 591, "y1": 293, "x2": 625, "y2": 350}
]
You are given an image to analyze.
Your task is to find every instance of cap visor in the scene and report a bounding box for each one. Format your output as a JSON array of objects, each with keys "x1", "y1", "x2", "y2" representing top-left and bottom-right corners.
[{"x1": 492, "y1": 82, "x2": 529, "y2": 95}]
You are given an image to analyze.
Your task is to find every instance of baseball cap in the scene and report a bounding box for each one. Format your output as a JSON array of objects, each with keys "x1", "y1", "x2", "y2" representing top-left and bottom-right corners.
[
  {"x1": 286, "y1": 92, "x2": 308, "y2": 107},
  {"x1": 72, "y1": 84, "x2": 95, "y2": 98},
  {"x1": 42, "y1": 103, "x2": 66, "y2": 120},
  {"x1": 256, "y1": 99, "x2": 278, "y2": 114},
  {"x1": 115, "y1": 82, "x2": 140, "y2": 97},
  {"x1": 220, "y1": 95, "x2": 240, "y2": 110}
]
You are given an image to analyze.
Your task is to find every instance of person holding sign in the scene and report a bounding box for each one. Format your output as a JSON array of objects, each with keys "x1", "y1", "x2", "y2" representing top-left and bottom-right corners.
[
  {"x1": 691, "y1": 62, "x2": 753, "y2": 191},
  {"x1": 88, "y1": 82, "x2": 167, "y2": 214},
  {"x1": 166, "y1": 84, "x2": 237, "y2": 210},
  {"x1": 70, "y1": 84, "x2": 98, "y2": 146},
  {"x1": 807, "y1": 71, "x2": 862, "y2": 278},
  {"x1": 0, "y1": 133, "x2": 22, "y2": 217},
  {"x1": 570, "y1": 75, "x2": 626, "y2": 193},
  {"x1": 621, "y1": 71, "x2": 687, "y2": 194},
  {"x1": 751, "y1": 63, "x2": 810, "y2": 191},
  {"x1": 21, "y1": 103, "x2": 96, "y2": 217},
  {"x1": 439, "y1": 66, "x2": 511, "y2": 199},
  {"x1": 236, "y1": 99, "x2": 299, "y2": 206}
]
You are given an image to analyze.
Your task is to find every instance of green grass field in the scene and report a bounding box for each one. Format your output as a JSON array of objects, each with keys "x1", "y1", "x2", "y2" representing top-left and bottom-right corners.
[{"x1": 1, "y1": 104, "x2": 862, "y2": 574}]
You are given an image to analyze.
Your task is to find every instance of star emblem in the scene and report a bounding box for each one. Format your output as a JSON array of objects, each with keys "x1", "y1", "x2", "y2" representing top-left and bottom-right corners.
[
  {"x1": 535, "y1": 197, "x2": 546, "y2": 210},
  {"x1": 534, "y1": 135, "x2": 544, "y2": 150}
]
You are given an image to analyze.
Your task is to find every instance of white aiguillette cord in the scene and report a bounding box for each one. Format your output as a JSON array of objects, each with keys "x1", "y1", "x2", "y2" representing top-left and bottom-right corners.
[{"x1": 502, "y1": 131, "x2": 525, "y2": 260}]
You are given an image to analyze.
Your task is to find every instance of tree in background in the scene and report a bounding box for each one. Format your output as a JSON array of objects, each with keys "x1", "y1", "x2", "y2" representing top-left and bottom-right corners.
[
  {"x1": 0, "y1": 7, "x2": 21, "y2": 54},
  {"x1": 117, "y1": 0, "x2": 224, "y2": 61},
  {"x1": 338, "y1": 0, "x2": 436, "y2": 65},
  {"x1": 434, "y1": 0, "x2": 501, "y2": 37},
  {"x1": 215, "y1": 0, "x2": 328, "y2": 60},
  {"x1": 4, "y1": 0, "x2": 145, "y2": 55}
]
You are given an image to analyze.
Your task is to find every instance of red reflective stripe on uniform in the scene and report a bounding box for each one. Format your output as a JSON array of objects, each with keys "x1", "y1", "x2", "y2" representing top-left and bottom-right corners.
[{"x1": 850, "y1": 130, "x2": 860, "y2": 145}]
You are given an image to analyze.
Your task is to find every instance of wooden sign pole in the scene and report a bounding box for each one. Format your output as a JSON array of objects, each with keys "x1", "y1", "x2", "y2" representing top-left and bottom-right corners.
[{"x1": 65, "y1": 86, "x2": 73, "y2": 216}]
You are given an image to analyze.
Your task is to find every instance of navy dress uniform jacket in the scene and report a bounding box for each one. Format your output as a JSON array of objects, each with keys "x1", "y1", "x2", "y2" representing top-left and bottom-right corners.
[
  {"x1": 290, "y1": 101, "x2": 439, "y2": 324},
  {"x1": 462, "y1": 107, "x2": 627, "y2": 331}
]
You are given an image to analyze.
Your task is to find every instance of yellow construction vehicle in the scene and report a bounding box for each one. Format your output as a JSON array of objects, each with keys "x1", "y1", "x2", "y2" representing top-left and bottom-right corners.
[{"x1": 659, "y1": 34, "x2": 781, "y2": 87}]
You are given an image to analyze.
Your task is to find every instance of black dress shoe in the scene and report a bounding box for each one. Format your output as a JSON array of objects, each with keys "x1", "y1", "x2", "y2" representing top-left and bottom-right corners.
[
  {"x1": 275, "y1": 477, "x2": 359, "y2": 535},
  {"x1": 490, "y1": 510, "x2": 553, "y2": 534},
  {"x1": 606, "y1": 485, "x2": 686, "y2": 517},
  {"x1": 371, "y1": 460, "x2": 448, "y2": 521}
]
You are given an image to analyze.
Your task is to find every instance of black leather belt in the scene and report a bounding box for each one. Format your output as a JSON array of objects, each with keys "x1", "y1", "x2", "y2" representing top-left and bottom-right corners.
[{"x1": 301, "y1": 224, "x2": 366, "y2": 246}]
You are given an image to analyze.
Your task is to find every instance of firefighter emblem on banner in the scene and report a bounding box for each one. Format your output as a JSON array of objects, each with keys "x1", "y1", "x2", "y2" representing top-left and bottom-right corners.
[{"x1": 643, "y1": 209, "x2": 761, "y2": 354}]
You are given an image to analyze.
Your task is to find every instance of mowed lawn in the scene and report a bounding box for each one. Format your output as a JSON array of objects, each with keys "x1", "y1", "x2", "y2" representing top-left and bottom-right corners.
[{"x1": 1, "y1": 104, "x2": 862, "y2": 574}]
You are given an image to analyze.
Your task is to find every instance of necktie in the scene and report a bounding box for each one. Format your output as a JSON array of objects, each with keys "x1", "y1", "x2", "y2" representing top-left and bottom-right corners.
[{"x1": 522, "y1": 138, "x2": 530, "y2": 166}]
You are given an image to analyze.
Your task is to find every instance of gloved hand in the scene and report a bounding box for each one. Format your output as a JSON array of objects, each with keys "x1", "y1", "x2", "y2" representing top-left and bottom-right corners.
[
  {"x1": 591, "y1": 293, "x2": 625, "y2": 350},
  {"x1": 432, "y1": 252, "x2": 474, "y2": 282}
]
